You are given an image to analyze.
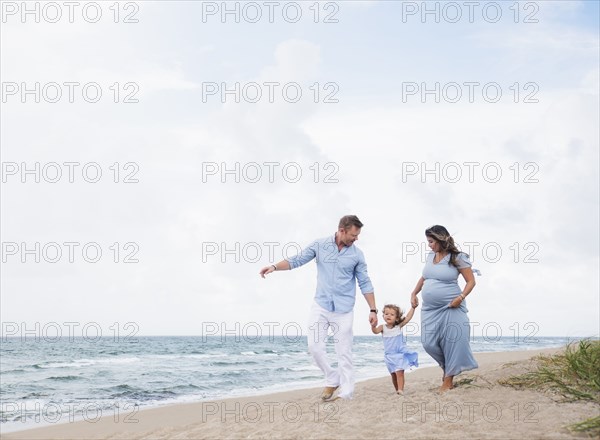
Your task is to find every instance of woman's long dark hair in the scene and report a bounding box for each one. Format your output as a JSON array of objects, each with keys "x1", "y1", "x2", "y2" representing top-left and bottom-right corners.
[{"x1": 425, "y1": 225, "x2": 463, "y2": 267}]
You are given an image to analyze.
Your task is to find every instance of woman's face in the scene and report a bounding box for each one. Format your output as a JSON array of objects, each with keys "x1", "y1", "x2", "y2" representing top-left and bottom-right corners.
[{"x1": 427, "y1": 236, "x2": 441, "y2": 253}]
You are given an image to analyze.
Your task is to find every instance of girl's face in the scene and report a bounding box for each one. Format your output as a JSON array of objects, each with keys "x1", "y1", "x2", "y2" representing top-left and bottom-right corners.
[
  {"x1": 427, "y1": 236, "x2": 441, "y2": 253},
  {"x1": 383, "y1": 308, "x2": 398, "y2": 325}
]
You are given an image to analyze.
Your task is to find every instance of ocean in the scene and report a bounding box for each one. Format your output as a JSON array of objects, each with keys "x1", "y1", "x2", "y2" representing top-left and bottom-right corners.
[{"x1": 0, "y1": 335, "x2": 579, "y2": 433}]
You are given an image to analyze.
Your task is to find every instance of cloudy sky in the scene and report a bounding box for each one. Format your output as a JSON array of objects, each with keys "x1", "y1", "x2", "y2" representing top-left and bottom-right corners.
[{"x1": 1, "y1": 1, "x2": 598, "y2": 340}]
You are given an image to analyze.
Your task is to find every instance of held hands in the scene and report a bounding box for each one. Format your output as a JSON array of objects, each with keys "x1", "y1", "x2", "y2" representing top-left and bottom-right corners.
[
  {"x1": 410, "y1": 295, "x2": 419, "y2": 309},
  {"x1": 369, "y1": 312, "x2": 378, "y2": 327}
]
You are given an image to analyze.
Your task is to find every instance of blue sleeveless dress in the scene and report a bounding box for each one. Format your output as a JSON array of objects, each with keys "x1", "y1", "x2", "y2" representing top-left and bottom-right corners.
[
  {"x1": 420, "y1": 252, "x2": 478, "y2": 376},
  {"x1": 382, "y1": 324, "x2": 419, "y2": 373}
]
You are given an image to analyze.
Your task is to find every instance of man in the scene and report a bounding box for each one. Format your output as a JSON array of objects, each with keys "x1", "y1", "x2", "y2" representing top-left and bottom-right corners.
[{"x1": 259, "y1": 215, "x2": 377, "y2": 401}]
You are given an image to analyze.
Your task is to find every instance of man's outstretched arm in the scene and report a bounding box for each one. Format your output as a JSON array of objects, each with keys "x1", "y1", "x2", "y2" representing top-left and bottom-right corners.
[
  {"x1": 259, "y1": 260, "x2": 291, "y2": 278},
  {"x1": 259, "y1": 240, "x2": 317, "y2": 278}
]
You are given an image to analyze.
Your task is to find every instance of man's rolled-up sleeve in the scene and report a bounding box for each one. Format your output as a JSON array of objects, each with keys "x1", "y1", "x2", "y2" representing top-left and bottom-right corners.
[{"x1": 286, "y1": 241, "x2": 317, "y2": 270}]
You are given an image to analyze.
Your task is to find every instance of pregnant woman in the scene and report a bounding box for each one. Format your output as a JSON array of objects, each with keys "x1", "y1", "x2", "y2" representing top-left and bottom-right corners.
[{"x1": 410, "y1": 225, "x2": 478, "y2": 392}]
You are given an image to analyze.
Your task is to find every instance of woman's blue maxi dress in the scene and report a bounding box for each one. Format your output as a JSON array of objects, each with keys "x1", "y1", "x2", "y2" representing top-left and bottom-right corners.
[{"x1": 421, "y1": 252, "x2": 478, "y2": 377}]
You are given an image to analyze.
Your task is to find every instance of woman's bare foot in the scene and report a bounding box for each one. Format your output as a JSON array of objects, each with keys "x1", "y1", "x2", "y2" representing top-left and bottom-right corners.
[{"x1": 439, "y1": 376, "x2": 454, "y2": 392}]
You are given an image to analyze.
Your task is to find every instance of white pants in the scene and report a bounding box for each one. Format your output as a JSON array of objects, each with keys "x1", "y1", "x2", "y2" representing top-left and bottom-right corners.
[{"x1": 307, "y1": 301, "x2": 355, "y2": 399}]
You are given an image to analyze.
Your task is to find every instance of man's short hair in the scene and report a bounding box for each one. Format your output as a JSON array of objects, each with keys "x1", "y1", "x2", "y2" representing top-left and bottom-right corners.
[{"x1": 338, "y1": 215, "x2": 363, "y2": 230}]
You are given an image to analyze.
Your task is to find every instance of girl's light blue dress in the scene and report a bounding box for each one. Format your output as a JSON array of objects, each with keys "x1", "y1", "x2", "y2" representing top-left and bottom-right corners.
[
  {"x1": 421, "y1": 252, "x2": 478, "y2": 376},
  {"x1": 382, "y1": 324, "x2": 419, "y2": 373}
]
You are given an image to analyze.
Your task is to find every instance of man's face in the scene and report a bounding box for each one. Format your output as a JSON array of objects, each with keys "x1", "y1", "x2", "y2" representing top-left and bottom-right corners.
[{"x1": 339, "y1": 226, "x2": 361, "y2": 246}]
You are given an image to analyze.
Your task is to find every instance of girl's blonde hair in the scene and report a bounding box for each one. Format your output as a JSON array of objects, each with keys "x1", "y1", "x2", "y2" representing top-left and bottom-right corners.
[{"x1": 383, "y1": 304, "x2": 405, "y2": 326}]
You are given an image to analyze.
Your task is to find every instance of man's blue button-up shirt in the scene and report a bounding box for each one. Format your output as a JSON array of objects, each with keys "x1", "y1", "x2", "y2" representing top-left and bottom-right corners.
[{"x1": 286, "y1": 234, "x2": 374, "y2": 313}]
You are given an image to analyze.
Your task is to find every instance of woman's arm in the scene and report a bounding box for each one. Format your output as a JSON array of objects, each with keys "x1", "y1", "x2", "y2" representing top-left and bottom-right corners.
[
  {"x1": 459, "y1": 267, "x2": 476, "y2": 297},
  {"x1": 410, "y1": 277, "x2": 424, "y2": 308},
  {"x1": 449, "y1": 267, "x2": 476, "y2": 308}
]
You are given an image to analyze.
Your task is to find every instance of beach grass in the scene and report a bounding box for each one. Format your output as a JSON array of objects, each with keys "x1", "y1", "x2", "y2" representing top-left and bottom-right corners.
[{"x1": 499, "y1": 339, "x2": 600, "y2": 436}]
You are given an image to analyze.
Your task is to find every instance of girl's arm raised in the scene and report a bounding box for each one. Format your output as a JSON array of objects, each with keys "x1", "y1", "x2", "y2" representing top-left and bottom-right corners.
[
  {"x1": 371, "y1": 324, "x2": 383, "y2": 334},
  {"x1": 400, "y1": 307, "x2": 417, "y2": 328}
]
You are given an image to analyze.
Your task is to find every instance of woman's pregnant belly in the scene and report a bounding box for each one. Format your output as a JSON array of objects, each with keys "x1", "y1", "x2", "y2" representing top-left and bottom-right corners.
[{"x1": 421, "y1": 278, "x2": 461, "y2": 310}]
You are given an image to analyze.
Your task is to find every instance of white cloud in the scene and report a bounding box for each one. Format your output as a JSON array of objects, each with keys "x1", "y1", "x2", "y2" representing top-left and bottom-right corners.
[{"x1": 1, "y1": 1, "x2": 598, "y2": 338}]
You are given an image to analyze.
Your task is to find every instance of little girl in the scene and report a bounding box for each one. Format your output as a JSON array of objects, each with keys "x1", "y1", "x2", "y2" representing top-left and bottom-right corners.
[{"x1": 371, "y1": 304, "x2": 419, "y2": 395}]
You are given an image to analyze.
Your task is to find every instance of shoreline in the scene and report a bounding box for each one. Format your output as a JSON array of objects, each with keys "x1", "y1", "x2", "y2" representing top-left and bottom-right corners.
[
  {"x1": 1, "y1": 345, "x2": 563, "y2": 435},
  {"x1": 3, "y1": 346, "x2": 598, "y2": 440}
]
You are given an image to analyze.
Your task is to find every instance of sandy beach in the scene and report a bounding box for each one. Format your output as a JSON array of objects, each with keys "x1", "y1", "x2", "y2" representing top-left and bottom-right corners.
[{"x1": 3, "y1": 347, "x2": 597, "y2": 440}]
